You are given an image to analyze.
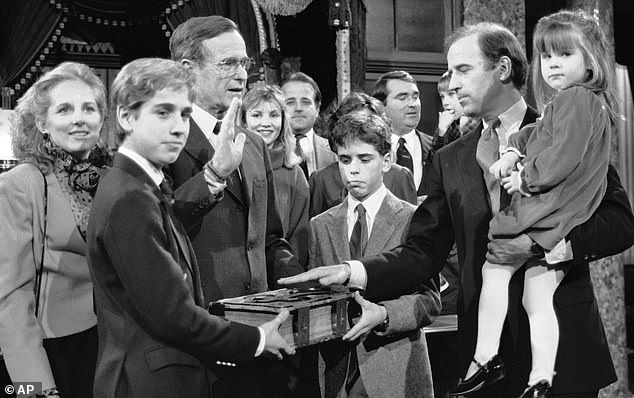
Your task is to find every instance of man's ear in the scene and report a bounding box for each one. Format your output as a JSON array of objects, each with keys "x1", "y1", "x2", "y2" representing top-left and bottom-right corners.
[
  {"x1": 497, "y1": 56, "x2": 513, "y2": 83},
  {"x1": 117, "y1": 105, "x2": 134, "y2": 133}
]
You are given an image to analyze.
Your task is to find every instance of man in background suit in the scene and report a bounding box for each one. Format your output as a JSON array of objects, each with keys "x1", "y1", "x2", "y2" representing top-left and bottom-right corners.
[
  {"x1": 281, "y1": 22, "x2": 634, "y2": 397},
  {"x1": 282, "y1": 72, "x2": 338, "y2": 179},
  {"x1": 307, "y1": 92, "x2": 417, "y2": 218},
  {"x1": 371, "y1": 70, "x2": 432, "y2": 197},
  {"x1": 87, "y1": 58, "x2": 294, "y2": 398},
  {"x1": 310, "y1": 110, "x2": 440, "y2": 397},
  {"x1": 166, "y1": 16, "x2": 305, "y2": 397}
]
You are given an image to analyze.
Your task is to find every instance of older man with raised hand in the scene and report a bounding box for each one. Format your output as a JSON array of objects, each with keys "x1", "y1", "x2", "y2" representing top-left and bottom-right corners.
[
  {"x1": 165, "y1": 15, "x2": 305, "y2": 398},
  {"x1": 281, "y1": 22, "x2": 634, "y2": 398}
]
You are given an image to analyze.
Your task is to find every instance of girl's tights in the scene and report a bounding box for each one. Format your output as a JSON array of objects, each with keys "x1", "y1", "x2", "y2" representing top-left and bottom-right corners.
[{"x1": 466, "y1": 257, "x2": 564, "y2": 386}]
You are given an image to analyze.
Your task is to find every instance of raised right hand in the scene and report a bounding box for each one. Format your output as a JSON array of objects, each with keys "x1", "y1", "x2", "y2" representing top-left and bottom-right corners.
[
  {"x1": 260, "y1": 310, "x2": 295, "y2": 359},
  {"x1": 208, "y1": 97, "x2": 246, "y2": 177}
]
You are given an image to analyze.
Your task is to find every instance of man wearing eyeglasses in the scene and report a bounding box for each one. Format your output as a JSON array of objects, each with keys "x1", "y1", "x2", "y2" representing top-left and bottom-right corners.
[{"x1": 166, "y1": 16, "x2": 306, "y2": 398}]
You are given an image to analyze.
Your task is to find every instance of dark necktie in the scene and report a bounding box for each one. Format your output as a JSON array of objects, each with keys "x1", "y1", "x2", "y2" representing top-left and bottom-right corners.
[
  {"x1": 475, "y1": 118, "x2": 510, "y2": 212},
  {"x1": 345, "y1": 203, "x2": 368, "y2": 393},
  {"x1": 212, "y1": 121, "x2": 222, "y2": 135},
  {"x1": 295, "y1": 133, "x2": 309, "y2": 179},
  {"x1": 159, "y1": 178, "x2": 175, "y2": 206},
  {"x1": 396, "y1": 137, "x2": 414, "y2": 174},
  {"x1": 349, "y1": 204, "x2": 368, "y2": 260}
]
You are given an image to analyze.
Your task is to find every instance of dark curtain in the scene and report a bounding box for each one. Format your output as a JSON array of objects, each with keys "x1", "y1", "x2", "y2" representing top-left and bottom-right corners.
[
  {"x1": 166, "y1": 0, "x2": 260, "y2": 61},
  {"x1": 0, "y1": 0, "x2": 61, "y2": 87}
]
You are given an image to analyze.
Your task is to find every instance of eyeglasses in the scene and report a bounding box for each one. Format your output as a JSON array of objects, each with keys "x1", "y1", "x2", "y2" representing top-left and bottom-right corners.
[{"x1": 210, "y1": 57, "x2": 255, "y2": 73}]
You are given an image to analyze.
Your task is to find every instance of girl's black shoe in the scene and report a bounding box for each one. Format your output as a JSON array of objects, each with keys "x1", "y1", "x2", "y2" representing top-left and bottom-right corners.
[
  {"x1": 449, "y1": 355, "x2": 505, "y2": 397},
  {"x1": 518, "y1": 379, "x2": 550, "y2": 398}
]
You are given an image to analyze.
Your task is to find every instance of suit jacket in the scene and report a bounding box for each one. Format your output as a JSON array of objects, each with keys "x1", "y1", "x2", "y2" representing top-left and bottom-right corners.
[
  {"x1": 87, "y1": 154, "x2": 261, "y2": 398},
  {"x1": 312, "y1": 133, "x2": 338, "y2": 174},
  {"x1": 308, "y1": 162, "x2": 417, "y2": 219},
  {"x1": 166, "y1": 120, "x2": 304, "y2": 302},
  {"x1": 310, "y1": 191, "x2": 440, "y2": 397},
  {"x1": 0, "y1": 164, "x2": 96, "y2": 390},
  {"x1": 361, "y1": 108, "x2": 634, "y2": 396}
]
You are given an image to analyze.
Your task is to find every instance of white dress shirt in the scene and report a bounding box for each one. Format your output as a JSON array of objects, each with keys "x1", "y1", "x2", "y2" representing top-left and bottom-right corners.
[
  {"x1": 391, "y1": 129, "x2": 423, "y2": 189},
  {"x1": 297, "y1": 128, "x2": 317, "y2": 175}
]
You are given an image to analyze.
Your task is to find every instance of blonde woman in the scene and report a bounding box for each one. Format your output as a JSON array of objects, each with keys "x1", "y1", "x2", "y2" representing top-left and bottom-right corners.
[
  {"x1": 241, "y1": 84, "x2": 309, "y2": 265},
  {"x1": 0, "y1": 62, "x2": 110, "y2": 398}
]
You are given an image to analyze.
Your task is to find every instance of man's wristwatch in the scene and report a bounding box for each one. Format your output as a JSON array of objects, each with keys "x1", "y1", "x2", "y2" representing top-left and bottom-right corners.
[
  {"x1": 530, "y1": 239, "x2": 544, "y2": 257},
  {"x1": 373, "y1": 306, "x2": 390, "y2": 333}
]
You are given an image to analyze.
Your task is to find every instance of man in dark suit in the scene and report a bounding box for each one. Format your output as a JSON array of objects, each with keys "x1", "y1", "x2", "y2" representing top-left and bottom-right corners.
[
  {"x1": 87, "y1": 58, "x2": 294, "y2": 398},
  {"x1": 281, "y1": 72, "x2": 338, "y2": 179},
  {"x1": 166, "y1": 16, "x2": 306, "y2": 398},
  {"x1": 371, "y1": 71, "x2": 433, "y2": 198},
  {"x1": 280, "y1": 23, "x2": 634, "y2": 398}
]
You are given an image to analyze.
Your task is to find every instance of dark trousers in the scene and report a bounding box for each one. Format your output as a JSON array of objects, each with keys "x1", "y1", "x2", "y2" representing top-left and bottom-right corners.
[{"x1": 42, "y1": 326, "x2": 98, "y2": 398}]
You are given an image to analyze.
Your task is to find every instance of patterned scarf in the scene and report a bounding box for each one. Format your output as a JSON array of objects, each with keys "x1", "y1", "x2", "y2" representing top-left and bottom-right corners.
[{"x1": 44, "y1": 139, "x2": 111, "y2": 240}]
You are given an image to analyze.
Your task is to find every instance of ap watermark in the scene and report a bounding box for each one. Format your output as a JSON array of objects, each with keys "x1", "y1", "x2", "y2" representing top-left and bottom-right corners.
[{"x1": 3, "y1": 382, "x2": 42, "y2": 397}]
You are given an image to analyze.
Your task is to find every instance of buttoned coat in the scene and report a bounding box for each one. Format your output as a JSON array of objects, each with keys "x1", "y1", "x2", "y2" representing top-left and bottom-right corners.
[{"x1": 310, "y1": 190, "x2": 440, "y2": 397}]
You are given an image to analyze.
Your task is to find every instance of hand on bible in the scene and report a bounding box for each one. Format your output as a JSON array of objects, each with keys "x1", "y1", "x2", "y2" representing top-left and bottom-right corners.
[
  {"x1": 342, "y1": 292, "x2": 388, "y2": 341},
  {"x1": 277, "y1": 264, "x2": 351, "y2": 286},
  {"x1": 260, "y1": 310, "x2": 295, "y2": 359}
]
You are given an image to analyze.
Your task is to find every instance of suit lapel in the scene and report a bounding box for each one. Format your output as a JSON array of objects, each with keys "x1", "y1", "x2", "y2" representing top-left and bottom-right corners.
[
  {"x1": 325, "y1": 202, "x2": 352, "y2": 261},
  {"x1": 366, "y1": 192, "x2": 402, "y2": 255},
  {"x1": 182, "y1": 121, "x2": 214, "y2": 167},
  {"x1": 115, "y1": 154, "x2": 196, "y2": 280}
]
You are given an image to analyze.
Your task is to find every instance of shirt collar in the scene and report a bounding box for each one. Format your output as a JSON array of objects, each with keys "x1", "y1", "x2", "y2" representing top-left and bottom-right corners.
[
  {"x1": 192, "y1": 103, "x2": 220, "y2": 141},
  {"x1": 482, "y1": 98, "x2": 527, "y2": 131},
  {"x1": 117, "y1": 146, "x2": 164, "y2": 187},
  {"x1": 346, "y1": 183, "x2": 388, "y2": 221}
]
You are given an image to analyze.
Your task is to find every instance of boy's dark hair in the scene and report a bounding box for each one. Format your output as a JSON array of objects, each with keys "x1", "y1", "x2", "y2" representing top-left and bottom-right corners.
[
  {"x1": 327, "y1": 92, "x2": 391, "y2": 153},
  {"x1": 330, "y1": 111, "x2": 391, "y2": 156}
]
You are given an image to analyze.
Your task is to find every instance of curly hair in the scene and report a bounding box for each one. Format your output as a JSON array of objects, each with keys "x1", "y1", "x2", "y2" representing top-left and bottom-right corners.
[
  {"x1": 11, "y1": 62, "x2": 107, "y2": 174},
  {"x1": 240, "y1": 84, "x2": 301, "y2": 168}
]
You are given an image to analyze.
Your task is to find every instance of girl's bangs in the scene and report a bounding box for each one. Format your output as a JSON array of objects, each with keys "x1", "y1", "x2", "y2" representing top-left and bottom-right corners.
[{"x1": 535, "y1": 23, "x2": 581, "y2": 54}]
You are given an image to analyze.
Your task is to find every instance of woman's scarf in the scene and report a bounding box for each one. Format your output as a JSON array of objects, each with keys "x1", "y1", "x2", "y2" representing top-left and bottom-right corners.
[{"x1": 44, "y1": 138, "x2": 110, "y2": 240}]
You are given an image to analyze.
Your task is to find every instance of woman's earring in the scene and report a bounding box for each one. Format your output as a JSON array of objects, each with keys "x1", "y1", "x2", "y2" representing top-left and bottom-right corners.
[{"x1": 42, "y1": 131, "x2": 49, "y2": 140}]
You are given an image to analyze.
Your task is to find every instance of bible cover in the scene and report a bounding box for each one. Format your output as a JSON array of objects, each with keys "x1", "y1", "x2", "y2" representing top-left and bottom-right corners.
[{"x1": 209, "y1": 287, "x2": 354, "y2": 348}]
